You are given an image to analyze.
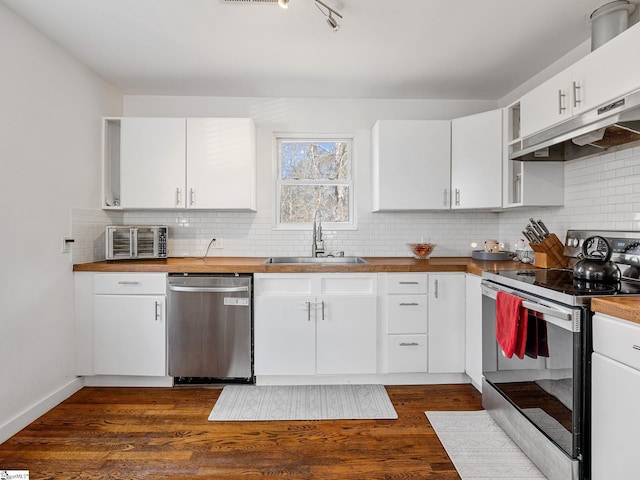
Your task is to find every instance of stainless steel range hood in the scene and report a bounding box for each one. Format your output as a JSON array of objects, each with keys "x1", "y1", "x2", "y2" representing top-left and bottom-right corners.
[{"x1": 510, "y1": 88, "x2": 640, "y2": 161}]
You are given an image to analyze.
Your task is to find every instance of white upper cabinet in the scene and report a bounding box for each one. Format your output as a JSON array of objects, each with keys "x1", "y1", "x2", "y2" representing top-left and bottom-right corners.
[
  {"x1": 574, "y1": 21, "x2": 640, "y2": 115},
  {"x1": 520, "y1": 22, "x2": 640, "y2": 138},
  {"x1": 186, "y1": 118, "x2": 256, "y2": 210},
  {"x1": 520, "y1": 69, "x2": 574, "y2": 138},
  {"x1": 372, "y1": 120, "x2": 451, "y2": 211},
  {"x1": 120, "y1": 118, "x2": 187, "y2": 209},
  {"x1": 107, "y1": 117, "x2": 256, "y2": 210},
  {"x1": 451, "y1": 109, "x2": 502, "y2": 209}
]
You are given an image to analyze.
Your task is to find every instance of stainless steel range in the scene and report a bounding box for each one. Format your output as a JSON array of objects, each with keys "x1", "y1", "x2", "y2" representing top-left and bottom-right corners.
[{"x1": 481, "y1": 230, "x2": 640, "y2": 480}]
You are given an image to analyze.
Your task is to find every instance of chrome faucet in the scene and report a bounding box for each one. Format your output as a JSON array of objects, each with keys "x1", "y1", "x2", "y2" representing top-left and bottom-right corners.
[{"x1": 312, "y1": 211, "x2": 325, "y2": 257}]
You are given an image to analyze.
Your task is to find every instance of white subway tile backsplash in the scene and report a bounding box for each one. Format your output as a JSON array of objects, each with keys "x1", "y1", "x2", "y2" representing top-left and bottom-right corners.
[{"x1": 70, "y1": 148, "x2": 640, "y2": 264}]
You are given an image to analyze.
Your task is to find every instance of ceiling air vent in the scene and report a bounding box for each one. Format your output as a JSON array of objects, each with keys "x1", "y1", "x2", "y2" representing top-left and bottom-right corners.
[{"x1": 222, "y1": 0, "x2": 279, "y2": 4}]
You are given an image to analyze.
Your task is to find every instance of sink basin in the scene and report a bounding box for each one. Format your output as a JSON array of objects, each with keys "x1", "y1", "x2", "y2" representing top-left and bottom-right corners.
[{"x1": 264, "y1": 256, "x2": 368, "y2": 264}]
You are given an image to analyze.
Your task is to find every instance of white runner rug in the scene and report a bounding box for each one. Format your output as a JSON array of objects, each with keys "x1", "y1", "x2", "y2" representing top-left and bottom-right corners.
[
  {"x1": 209, "y1": 384, "x2": 398, "y2": 421},
  {"x1": 426, "y1": 410, "x2": 547, "y2": 479}
]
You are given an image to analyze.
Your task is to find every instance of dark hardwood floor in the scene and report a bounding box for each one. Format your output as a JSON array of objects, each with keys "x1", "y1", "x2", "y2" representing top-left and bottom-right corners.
[{"x1": 0, "y1": 384, "x2": 482, "y2": 479}]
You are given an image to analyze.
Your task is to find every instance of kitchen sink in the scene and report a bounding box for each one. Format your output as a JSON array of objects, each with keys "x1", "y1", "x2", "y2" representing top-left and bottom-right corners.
[{"x1": 264, "y1": 256, "x2": 368, "y2": 264}]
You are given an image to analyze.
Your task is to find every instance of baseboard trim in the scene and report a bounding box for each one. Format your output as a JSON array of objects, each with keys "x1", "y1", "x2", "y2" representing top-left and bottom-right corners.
[
  {"x1": 256, "y1": 372, "x2": 470, "y2": 386},
  {"x1": 0, "y1": 377, "x2": 84, "y2": 444}
]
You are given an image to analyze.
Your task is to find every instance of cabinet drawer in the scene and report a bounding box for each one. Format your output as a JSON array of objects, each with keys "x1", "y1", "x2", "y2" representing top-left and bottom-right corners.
[
  {"x1": 386, "y1": 335, "x2": 428, "y2": 373},
  {"x1": 593, "y1": 313, "x2": 640, "y2": 371},
  {"x1": 94, "y1": 273, "x2": 167, "y2": 295},
  {"x1": 387, "y1": 296, "x2": 427, "y2": 334},
  {"x1": 384, "y1": 274, "x2": 428, "y2": 294}
]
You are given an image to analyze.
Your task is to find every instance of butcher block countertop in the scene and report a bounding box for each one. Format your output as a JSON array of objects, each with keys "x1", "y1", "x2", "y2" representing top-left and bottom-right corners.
[
  {"x1": 591, "y1": 297, "x2": 640, "y2": 325},
  {"x1": 73, "y1": 256, "x2": 526, "y2": 275}
]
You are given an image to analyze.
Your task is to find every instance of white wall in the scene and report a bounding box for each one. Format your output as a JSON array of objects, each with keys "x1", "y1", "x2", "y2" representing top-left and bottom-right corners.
[{"x1": 0, "y1": 4, "x2": 122, "y2": 441}]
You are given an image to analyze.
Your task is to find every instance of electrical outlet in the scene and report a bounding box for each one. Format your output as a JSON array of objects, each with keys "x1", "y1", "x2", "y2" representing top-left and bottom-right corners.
[
  {"x1": 61, "y1": 237, "x2": 74, "y2": 254},
  {"x1": 211, "y1": 238, "x2": 224, "y2": 249}
]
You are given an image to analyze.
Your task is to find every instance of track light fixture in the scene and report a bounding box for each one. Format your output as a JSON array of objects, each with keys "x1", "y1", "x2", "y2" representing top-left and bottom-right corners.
[
  {"x1": 277, "y1": 0, "x2": 289, "y2": 9},
  {"x1": 314, "y1": 0, "x2": 343, "y2": 32}
]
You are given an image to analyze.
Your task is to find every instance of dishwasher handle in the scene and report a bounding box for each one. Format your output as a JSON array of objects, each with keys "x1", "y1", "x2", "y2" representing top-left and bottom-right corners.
[{"x1": 168, "y1": 285, "x2": 249, "y2": 293}]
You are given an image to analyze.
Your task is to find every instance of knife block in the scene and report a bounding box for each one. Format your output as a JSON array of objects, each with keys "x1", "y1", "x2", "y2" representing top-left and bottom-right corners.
[{"x1": 529, "y1": 234, "x2": 569, "y2": 269}]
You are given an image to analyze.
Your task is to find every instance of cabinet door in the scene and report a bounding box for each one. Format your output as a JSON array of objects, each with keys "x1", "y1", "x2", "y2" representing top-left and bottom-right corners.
[
  {"x1": 94, "y1": 295, "x2": 166, "y2": 376},
  {"x1": 520, "y1": 69, "x2": 573, "y2": 138},
  {"x1": 186, "y1": 118, "x2": 256, "y2": 210},
  {"x1": 451, "y1": 109, "x2": 502, "y2": 209},
  {"x1": 316, "y1": 295, "x2": 377, "y2": 374},
  {"x1": 575, "y1": 23, "x2": 640, "y2": 114},
  {"x1": 591, "y1": 353, "x2": 640, "y2": 479},
  {"x1": 120, "y1": 118, "x2": 186, "y2": 208},
  {"x1": 372, "y1": 120, "x2": 451, "y2": 211},
  {"x1": 428, "y1": 274, "x2": 466, "y2": 373},
  {"x1": 254, "y1": 295, "x2": 316, "y2": 375},
  {"x1": 465, "y1": 274, "x2": 482, "y2": 390}
]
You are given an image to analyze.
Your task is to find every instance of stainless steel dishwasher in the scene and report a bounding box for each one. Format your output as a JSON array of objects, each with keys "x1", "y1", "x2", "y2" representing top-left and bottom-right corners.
[{"x1": 167, "y1": 273, "x2": 253, "y2": 384}]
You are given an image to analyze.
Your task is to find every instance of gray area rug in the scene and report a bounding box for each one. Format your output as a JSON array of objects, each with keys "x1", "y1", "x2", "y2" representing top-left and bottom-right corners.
[
  {"x1": 426, "y1": 410, "x2": 547, "y2": 479},
  {"x1": 209, "y1": 384, "x2": 398, "y2": 421}
]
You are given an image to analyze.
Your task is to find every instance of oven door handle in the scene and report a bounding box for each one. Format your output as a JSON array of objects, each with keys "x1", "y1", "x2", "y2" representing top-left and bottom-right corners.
[{"x1": 481, "y1": 283, "x2": 579, "y2": 332}]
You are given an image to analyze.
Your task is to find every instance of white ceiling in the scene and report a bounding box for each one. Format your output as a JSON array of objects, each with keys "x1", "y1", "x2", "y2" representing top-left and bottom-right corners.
[{"x1": 0, "y1": 0, "x2": 634, "y2": 99}]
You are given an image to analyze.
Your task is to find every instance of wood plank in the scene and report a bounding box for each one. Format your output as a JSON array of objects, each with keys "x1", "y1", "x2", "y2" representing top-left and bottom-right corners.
[{"x1": 0, "y1": 385, "x2": 481, "y2": 479}]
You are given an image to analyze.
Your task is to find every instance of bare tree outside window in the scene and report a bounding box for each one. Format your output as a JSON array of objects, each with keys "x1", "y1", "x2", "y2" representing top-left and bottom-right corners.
[{"x1": 277, "y1": 138, "x2": 353, "y2": 226}]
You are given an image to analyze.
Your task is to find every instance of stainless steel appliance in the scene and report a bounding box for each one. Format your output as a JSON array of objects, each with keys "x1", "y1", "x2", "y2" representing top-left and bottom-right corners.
[
  {"x1": 510, "y1": 87, "x2": 640, "y2": 162},
  {"x1": 481, "y1": 229, "x2": 640, "y2": 480},
  {"x1": 167, "y1": 274, "x2": 253, "y2": 384},
  {"x1": 106, "y1": 225, "x2": 168, "y2": 260}
]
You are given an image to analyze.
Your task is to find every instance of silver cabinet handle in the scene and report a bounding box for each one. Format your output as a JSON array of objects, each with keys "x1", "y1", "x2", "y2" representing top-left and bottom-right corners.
[
  {"x1": 118, "y1": 281, "x2": 140, "y2": 285},
  {"x1": 189, "y1": 188, "x2": 195, "y2": 206},
  {"x1": 168, "y1": 285, "x2": 249, "y2": 293},
  {"x1": 176, "y1": 187, "x2": 182, "y2": 207},
  {"x1": 399, "y1": 342, "x2": 419, "y2": 347},
  {"x1": 434, "y1": 279, "x2": 439, "y2": 299},
  {"x1": 321, "y1": 301, "x2": 325, "y2": 321},
  {"x1": 572, "y1": 81, "x2": 581, "y2": 108},
  {"x1": 399, "y1": 302, "x2": 419, "y2": 306},
  {"x1": 455, "y1": 189, "x2": 460, "y2": 206},
  {"x1": 443, "y1": 188, "x2": 448, "y2": 207},
  {"x1": 633, "y1": 345, "x2": 640, "y2": 351},
  {"x1": 558, "y1": 89, "x2": 566, "y2": 114},
  {"x1": 154, "y1": 301, "x2": 161, "y2": 321},
  {"x1": 306, "y1": 301, "x2": 311, "y2": 322},
  {"x1": 399, "y1": 281, "x2": 419, "y2": 285}
]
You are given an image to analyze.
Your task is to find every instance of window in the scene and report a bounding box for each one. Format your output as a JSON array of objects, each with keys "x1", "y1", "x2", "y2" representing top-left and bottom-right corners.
[{"x1": 275, "y1": 135, "x2": 355, "y2": 229}]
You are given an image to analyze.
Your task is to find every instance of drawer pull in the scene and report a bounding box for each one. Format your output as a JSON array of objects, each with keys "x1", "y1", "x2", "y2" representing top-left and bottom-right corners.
[
  {"x1": 399, "y1": 281, "x2": 419, "y2": 285},
  {"x1": 118, "y1": 281, "x2": 140, "y2": 285},
  {"x1": 399, "y1": 342, "x2": 419, "y2": 347},
  {"x1": 633, "y1": 345, "x2": 640, "y2": 351},
  {"x1": 399, "y1": 302, "x2": 419, "y2": 306}
]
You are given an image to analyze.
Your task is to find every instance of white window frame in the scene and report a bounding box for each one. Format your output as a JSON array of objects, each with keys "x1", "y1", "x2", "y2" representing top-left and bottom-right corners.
[{"x1": 273, "y1": 132, "x2": 357, "y2": 231}]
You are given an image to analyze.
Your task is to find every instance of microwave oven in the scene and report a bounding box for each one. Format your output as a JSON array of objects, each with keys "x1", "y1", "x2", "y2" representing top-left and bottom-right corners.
[{"x1": 106, "y1": 225, "x2": 168, "y2": 260}]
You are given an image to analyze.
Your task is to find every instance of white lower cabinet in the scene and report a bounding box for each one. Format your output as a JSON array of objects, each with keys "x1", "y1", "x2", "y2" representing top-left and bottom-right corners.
[
  {"x1": 94, "y1": 294, "x2": 166, "y2": 376},
  {"x1": 464, "y1": 274, "x2": 482, "y2": 389},
  {"x1": 591, "y1": 313, "x2": 640, "y2": 479},
  {"x1": 254, "y1": 273, "x2": 377, "y2": 376},
  {"x1": 76, "y1": 272, "x2": 168, "y2": 377},
  {"x1": 380, "y1": 273, "x2": 465, "y2": 374},
  {"x1": 427, "y1": 274, "x2": 466, "y2": 373}
]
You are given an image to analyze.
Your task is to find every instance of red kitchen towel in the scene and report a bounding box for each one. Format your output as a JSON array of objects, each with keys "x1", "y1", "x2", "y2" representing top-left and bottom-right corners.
[{"x1": 496, "y1": 291, "x2": 528, "y2": 359}]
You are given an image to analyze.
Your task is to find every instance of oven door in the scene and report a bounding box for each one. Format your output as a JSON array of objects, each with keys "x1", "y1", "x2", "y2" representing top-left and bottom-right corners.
[{"x1": 481, "y1": 279, "x2": 586, "y2": 462}]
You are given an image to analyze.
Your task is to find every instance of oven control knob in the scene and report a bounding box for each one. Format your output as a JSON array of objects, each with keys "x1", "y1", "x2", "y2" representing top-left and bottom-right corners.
[
  {"x1": 631, "y1": 256, "x2": 640, "y2": 264},
  {"x1": 567, "y1": 238, "x2": 579, "y2": 248}
]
